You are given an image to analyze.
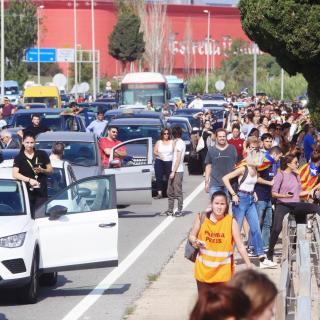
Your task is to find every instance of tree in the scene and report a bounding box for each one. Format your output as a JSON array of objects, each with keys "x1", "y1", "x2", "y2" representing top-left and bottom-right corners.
[
  {"x1": 108, "y1": 14, "x2": 145, "y2": 72},
  {"x1": 27, "y1": 63, "x2": 62, "y2": 77},
  {"x1": 239, "y1": 0, "x2": 320, "y2": 123},
  {"x1": 3, "y1": 0, "x2": 37, "y2": 85}
]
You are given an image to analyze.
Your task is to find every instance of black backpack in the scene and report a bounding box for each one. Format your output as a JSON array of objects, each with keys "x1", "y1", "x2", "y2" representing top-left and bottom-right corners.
[{"x1": 230, "y1": 166, "x2": 249, "y2": 194}]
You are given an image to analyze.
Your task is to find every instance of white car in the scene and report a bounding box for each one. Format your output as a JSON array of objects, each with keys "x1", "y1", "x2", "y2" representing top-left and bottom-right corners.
[{"x1": 0, "y1": 166, "x2": 118, "y2": 304}]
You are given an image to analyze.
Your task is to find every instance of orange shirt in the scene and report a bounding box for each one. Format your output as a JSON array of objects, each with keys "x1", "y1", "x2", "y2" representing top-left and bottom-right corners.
[{"x1": 195, "y1": 214, "x2": 234, "y2": 283}]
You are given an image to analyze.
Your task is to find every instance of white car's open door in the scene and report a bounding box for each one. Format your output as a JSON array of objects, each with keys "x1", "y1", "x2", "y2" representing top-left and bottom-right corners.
[
  {"x1": 104, "y1": 137, "x2": 153, "y2": 205},
  {"x1": 35, "y1": 175, "x2": 118, "y2": 271}
]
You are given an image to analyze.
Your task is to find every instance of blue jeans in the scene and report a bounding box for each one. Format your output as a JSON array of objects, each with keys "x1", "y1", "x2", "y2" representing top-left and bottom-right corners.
[
  {"x1": 232, "y1": 192, "x2": 264, "y2": 256},
  {"x1": 209, "y1": 185, "x2": 230, "y2": 202}
]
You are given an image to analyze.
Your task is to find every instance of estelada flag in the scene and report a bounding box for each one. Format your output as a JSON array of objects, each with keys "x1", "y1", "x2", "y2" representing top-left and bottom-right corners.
[{"x1": 298, "y1": 162, "x2": 319, "y2": 191}]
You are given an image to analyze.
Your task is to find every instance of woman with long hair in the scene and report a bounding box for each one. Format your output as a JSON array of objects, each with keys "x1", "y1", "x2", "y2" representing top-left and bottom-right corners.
[
  {"x1": 189, "y1": 191, "x2": 251, "y2": 294},
  {"x1": 222, "y1": 138, "x2": 277, "y2": 269},
  {"x1": 267, "y1": 154, "x2": 320, "y2": 261},
  {"x1": 153, "y1": 128, "x2": 174, "y2": 199},
  {"x1": 197, "y1": 119, "x2": 213, "y2": 173},
  {"x1": 189, "y1": 285, "x2": 251, "y2": 320},
  {"x1": 229, "y1": 269, "x2": 277, "y2": 320}
]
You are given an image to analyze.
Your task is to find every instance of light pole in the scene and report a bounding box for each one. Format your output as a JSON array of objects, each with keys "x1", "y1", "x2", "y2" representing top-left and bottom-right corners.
[
  {"x1": 253, "y1": 42, "x2": 257, "y2": 97},
  {"x1": 1, "y1": 0, "x2": 4, "y2": 97},
  {"x1": 91, "y1": 0, "x2": 96, "y2": 100},
  {"x1": 74, "y1": 0, "x2": 78, "y2": 99},
  {"x1": 281, "y1": 68, "x2": 284, "y2": 100},
  {"x1": 203, "y1": 9, "x2": 210, "y2": 94},
  {"x1": 37, "y1": 5, "x2": 44, "y2": 85}
]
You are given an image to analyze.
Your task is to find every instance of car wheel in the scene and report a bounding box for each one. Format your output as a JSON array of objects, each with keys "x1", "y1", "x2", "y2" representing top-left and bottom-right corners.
[
  {"x1": 18, "y1": 252, "x2": 39, "y2": 304},
  {"x1": 39, "y1": 272, "x2": 58, "y2": 287}
]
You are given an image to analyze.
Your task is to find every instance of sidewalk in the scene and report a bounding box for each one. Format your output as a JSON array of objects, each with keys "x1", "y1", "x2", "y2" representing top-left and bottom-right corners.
[{"x1": 127, "y1": 240, "x2": 281, "y2": 320}]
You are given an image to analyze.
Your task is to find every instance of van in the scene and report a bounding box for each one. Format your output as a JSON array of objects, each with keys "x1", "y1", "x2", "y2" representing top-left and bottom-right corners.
[
  {"x1": 23, "y1": 85, "x2": 61, "y2": 108},
  {"x1": 0, "y1": 80, "x2": 20, "y2": 105}
]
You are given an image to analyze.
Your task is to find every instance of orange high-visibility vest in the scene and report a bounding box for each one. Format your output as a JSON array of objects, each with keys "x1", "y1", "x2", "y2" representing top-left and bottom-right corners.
[{"x1": 195, "y1": 214, "x2": 234, "y2": 283}]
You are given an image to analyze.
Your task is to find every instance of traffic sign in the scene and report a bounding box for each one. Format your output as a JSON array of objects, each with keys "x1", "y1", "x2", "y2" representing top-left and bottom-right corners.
[
  {"x1": 57, "y1": 48, "x2": 75, "y2": 62},
  {"x1": 25, "y1": 48, "x2": 56, "y2": 63}
]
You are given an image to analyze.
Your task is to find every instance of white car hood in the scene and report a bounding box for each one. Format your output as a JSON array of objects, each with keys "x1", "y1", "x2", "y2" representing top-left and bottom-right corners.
[{"x1": 0, "y1": 215, "x2": 30, "y2": 237}]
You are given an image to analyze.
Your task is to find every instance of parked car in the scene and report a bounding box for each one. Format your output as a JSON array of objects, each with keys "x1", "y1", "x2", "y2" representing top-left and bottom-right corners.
[
  {"x1": 103, "y1": 117, "x2": 164, "y2": 144},
  {"x1": 7, "y1": 108, "x2": 86, "y2": 132},
  {"x1": 0, "y1": 168, "x2": 117, "y2": 304},
  {"x1": 104, "y1": 109, "x2": 165, "y2": 124},
  {"x1": 36, "y1": 132, "x2": 103, "y2": 180},
  {"x1": 17, "y1": 103, "x2": 49, "y2": 110}
]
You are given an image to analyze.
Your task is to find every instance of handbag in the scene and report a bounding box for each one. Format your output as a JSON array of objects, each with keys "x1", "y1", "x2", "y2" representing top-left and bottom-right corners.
[
  {"x1": 196, "y1": 135, "x2": 205, "y2": 152},
  {"x1": 184, "y1": 212, "x2": 206, "y2": 262}
]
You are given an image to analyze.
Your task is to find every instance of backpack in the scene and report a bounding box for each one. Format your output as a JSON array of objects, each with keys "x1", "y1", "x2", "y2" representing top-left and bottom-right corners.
[{"x1": 230, "y1": 166, "x2": 249, "y2": 194}]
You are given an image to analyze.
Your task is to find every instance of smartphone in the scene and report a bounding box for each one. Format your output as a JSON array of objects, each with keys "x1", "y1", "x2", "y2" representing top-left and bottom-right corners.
[{"x1": 288, "y1": 192, "x2": 293, "y2": 195}]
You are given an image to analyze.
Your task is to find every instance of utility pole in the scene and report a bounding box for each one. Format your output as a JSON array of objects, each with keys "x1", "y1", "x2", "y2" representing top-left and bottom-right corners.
[
  {"x1": 253, "y1": 42, "x2": 257, "y2": 97},
  {"x1": 203, "y1": 9, "x2": 211, "y2": 94},
  {"x1": 1, "y1": 0, "x2": 4, "y2": 97},
  {"x1": 91, "y1": 0, "x2": 96, "y2": 100},
  {"x1": 74, "y1": 0, "x2": 78, "y2": 98}
]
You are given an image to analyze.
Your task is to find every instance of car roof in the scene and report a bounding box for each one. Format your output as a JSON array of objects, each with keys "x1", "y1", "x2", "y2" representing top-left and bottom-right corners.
[
  {"x1": 15, "y1": 108, "x2": 63, "y2": 114},
  {"x1": 174, "y1": 109, "x2": 200, "y2": 114},
  {"x1": 36, "y1": 131, "x2": 95, "y2": 142},
  {"x1": 109, "y1": 117, "x2": 162, "y2": 125},
  {"x1": 167, "y1": 116, "x2": 190, "y2": 123}
]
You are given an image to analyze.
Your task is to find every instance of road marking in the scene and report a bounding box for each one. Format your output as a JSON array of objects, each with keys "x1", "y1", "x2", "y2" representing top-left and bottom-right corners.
[{"x1": 62, "y1": 180, "x2": 205, "y2": 320}]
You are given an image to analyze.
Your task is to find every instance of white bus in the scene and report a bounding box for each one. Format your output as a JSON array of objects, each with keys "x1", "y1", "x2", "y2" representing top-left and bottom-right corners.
[{"x1": 121, "y1": 72, "x2": 169, "y2": 109}]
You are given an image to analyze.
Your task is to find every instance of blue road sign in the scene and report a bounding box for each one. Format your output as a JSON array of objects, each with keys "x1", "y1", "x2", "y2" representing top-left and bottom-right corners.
[{"x1": 25, "y1": 48, "x2": 57, "y2": 63}]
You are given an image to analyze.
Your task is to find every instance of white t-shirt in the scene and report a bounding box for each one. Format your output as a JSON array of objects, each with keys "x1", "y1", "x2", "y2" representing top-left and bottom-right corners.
[{"x1": 172, "y1": 138, "x2": 186, "y2": 173}]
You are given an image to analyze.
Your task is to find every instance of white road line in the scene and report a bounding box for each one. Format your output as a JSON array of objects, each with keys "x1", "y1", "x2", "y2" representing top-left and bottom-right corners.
[{"x1": 62, "y1": 181, "x2": 205, "y2": 320}]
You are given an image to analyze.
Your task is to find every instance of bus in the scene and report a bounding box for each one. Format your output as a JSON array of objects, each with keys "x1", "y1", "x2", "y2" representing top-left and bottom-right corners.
[
  {"x1": 121, "y1": 72, "x2": 169, "y2": 109},
  {"x1": 165, "y1": 75, "x2": 186, "y2": 102}
]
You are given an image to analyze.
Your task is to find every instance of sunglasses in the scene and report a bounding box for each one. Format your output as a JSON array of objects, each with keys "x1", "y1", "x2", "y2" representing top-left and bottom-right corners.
[{"x1": 163, "y1": 132, "x2": 169, "y2": 135}]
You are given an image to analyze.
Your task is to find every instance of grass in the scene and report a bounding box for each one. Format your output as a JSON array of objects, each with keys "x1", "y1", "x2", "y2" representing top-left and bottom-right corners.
[
  {"x1": 147, "y1": 273, "x2": 160, "y2": 282},
  {"x1": 123, "y1": 306, "x2": 136, "y2": 319}
]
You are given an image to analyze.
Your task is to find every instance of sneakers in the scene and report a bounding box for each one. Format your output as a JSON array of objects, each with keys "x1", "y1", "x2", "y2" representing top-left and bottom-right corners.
[
  {"x1": 153, "y1": 194, "x2": 163, "y2": 199},
  {"x1": 260, "y1": 258, "x2": 277, "y2": 269},
  {"x1": 159, "y1": 210, "x2": 173, "y2": 216},
  {"x1": 174, "y1": 210, "x2": 183, "y2": 217},
  {"x1": 247, "y1": 248, "x2": 258, "y2": 257}
]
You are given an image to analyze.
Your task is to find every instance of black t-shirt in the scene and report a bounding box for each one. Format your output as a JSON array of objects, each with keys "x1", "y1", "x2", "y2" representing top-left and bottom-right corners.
[
  {"x1": 13, "y1": 149, "x2": 50, "y2": 198},
  {"x1": 23, "y1": 125, "x2": 50, "y2": 137},
  {"x1": 254, "y1": 166, "x2": 274, "y2": 201}
]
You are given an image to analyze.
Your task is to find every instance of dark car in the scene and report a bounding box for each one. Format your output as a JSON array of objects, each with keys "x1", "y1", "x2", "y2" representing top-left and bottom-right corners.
[
  {"x1": 8, "y1": 108, "x2": 86, "y2": 132},
  {"x1": 78, "y1": 102, "x2": 117, "y2": 113},
  {"x1": 103, "y1": 117, "x2": 164, "y2": 145},
  {"x1": 172, "y1": 108, "x2": 202, "y2": 130}
]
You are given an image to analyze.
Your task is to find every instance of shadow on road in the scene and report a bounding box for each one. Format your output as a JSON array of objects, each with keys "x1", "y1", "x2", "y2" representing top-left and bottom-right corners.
[
  {"x1": 119, "y1": 211, "x2": 159, "y2": 218},
  {"x1": 0, "y1": 313, "x2": 9, "y2": 320}
]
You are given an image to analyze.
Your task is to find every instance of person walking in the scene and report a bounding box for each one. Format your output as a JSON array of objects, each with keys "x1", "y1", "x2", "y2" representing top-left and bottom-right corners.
[
  {"x1": 86, "y1": 111, "x2": 108, "y2": 137},
  {"x1": 197, "y1": 120, "x2": 213, "y2": 173},
  {"x1": 13, "y1": 132, "x2": 52, "y2": 215},
  {"x1": 153, "y1": 128, "x2": 174, "y2": 199},
  {"x1": 267, "y1": 154, "x2": 320, "y2": 261},
  {"x1": 228, "y1": 124, "x2": 245, "y2": 162},
  {"x1": 303, "y1": 123, "x2": 315, "y2": 162},
  {"x1": 222, "y1": 140, "x2": 277, "y2": 268},
  {"x1": 189, "y1": 191, "x2": 251, "y2": 293},
  {"x1": 161, "y1": 126, "x2": 185, "y2": 217},
  {"x1": 204, "y1": 128, "x2": 237, "y2": 199}
]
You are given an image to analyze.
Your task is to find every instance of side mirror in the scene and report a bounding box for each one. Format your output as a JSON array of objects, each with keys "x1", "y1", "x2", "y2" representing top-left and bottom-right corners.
[
  {"x1": 78, "y1": 187, "x2": 91, "y2": 197},
  {"x1": 109, "y1": 159, "x2": 121, "y2": 168},
  {"x1": 48, "y1": 205, "x2": 68, "y2": 220}
]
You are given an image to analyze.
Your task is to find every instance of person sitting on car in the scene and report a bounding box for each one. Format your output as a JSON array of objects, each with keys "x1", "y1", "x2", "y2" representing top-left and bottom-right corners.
[{"x1": 17, "y1": 114, "x2": 50, "y2": 138}]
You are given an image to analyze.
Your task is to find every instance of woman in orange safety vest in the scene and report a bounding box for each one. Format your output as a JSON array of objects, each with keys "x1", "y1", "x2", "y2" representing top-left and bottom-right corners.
[{"x1": 189, "y1": 191, "x2": 251, "y2": 293}]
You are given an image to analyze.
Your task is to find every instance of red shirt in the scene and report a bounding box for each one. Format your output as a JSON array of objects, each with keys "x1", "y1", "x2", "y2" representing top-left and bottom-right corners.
[
  {"x1": 99, "y1": 137, "x2": 126, "y2": 167},
  {"x1": 228, "y1": 138, "x2": 244, "y2": 157}
]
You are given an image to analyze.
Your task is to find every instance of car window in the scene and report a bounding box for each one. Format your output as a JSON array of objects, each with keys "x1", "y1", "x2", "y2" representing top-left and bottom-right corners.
[
  {"x1": 116, "y1": 125, "x2": 161, "y2": 144},
  {"x1": 112, "y1": 139, "x2": 149, "y2": 167},
  {"x1": 45, "y1": 176, "x2": 113, "y2": 215},
  {"x1": 47, "y1": 168, "x2": 67, "y2": 199},
  {"x1": 0, "y1": 180, "x2": 25, "y2": 216},
  {"x1": 36, "y1": 141, "x2": 97, "y2": 166}
]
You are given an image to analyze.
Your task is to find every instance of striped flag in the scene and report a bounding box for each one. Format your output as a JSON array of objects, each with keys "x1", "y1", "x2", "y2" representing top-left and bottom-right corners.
[{"x1": 298, "y1": 163, "x2": 319, "y2": 191}]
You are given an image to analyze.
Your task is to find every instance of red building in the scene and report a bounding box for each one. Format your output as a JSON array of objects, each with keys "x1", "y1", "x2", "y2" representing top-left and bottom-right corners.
[{"x1": 31, "y1": 0, "x2": 253, "y2": 79}]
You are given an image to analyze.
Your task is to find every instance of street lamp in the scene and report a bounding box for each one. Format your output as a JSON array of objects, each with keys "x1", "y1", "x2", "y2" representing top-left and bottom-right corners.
[
  {"x1": 91, "y1": 0, "x2": 96, "y2": 100},
  {"x1": 37, "y1": 5, "x2": 44, "y2": 85},
  {"x1": 74, "y1": 0, "x2": 78, "y2": 98},
  {"x1": 203, "y1": 9, "x2": 211, "y2": 94}
]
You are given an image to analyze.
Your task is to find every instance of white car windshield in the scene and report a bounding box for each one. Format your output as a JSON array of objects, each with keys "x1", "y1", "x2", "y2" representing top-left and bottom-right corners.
[{"x1": 0, "y1": 180, "x2": 25, "y2": 216}]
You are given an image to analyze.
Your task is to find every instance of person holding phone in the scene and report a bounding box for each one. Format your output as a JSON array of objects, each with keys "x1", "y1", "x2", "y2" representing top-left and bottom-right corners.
[
  {"x1": 268, "y1": 154, "x2": 320, "y2": 261},
  {"x1": 188, "y1": 191, "x2": 251, "y2": 294},
  {"x1": 13, "y1": 132, "x2": 52, "y2": 215}
]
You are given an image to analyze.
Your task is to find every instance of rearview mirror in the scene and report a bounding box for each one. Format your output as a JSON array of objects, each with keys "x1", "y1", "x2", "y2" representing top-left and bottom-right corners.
[
  {"x1": 78, "y1": 187, "x2": 91, "y2": 197},
  {"x1": 48, "y1": 205, "x2": 68, "y2": 220},
  {"x1": 109, "y1": 159, "x2": 121, "y2": 168}
]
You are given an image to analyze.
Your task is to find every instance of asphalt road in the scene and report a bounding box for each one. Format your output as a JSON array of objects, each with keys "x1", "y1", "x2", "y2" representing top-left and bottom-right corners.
[{"x1": 0, "y1": 171, "x2": 207, "y2": 320}]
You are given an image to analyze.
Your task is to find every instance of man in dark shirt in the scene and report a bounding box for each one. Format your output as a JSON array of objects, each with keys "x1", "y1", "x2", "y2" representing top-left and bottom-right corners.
[
  {"x1": 13, "y1": 132, "x2": 52, "y2": 214},
  {"x1": 17, "y1": 114, "x2": 50, "y2": 138},
  {"x1": 252, "y1": 146, "x2": 282, "y2": 251},
  {"x1": 1, "y1": 97, "x2": 16, "y2": 119}
]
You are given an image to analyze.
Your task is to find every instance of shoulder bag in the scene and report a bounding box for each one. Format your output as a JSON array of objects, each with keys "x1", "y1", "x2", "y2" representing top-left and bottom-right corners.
[
  {"x1": 196, "y1": 133, "x2": 205, "y2": 152},
  {"x1": 184, "y1": 212, "x2": 207, "y2": 262}
]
